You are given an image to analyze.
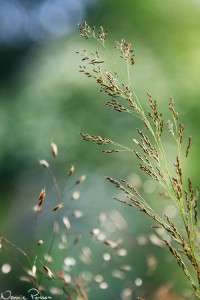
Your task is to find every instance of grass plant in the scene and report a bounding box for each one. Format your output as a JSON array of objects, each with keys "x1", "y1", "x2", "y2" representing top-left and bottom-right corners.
[{"x1": 78, "y1": 21, "x2": 200, "y2": 299}]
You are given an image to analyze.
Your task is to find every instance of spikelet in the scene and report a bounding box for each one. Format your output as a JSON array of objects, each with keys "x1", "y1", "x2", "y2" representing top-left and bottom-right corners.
[
  {"x1": 52, "y1": 203, "x2": 63, "y2": 212},
  {"x1": 38, "y1": 188, "x2": 46, "y2": 207},
  {"x1": 39, "y1": 159, "x2": 49, "y2": 168},
  {"x1": 51, "y1": 142, "x2": 58, "y2": 157},
  {"x1": 76, "y1": 175, "x2": 86, "y2": 184},
  {"x1": 68, "y1": 165, "x2": 75, "y2": 176},
  {"x1": 43, "y1": 265, "x2": 54, "y2": 280}
]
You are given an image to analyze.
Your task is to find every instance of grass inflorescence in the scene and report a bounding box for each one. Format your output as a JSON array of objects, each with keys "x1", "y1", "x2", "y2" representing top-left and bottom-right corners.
[
  {"x1": 0, "y1": 142, "x2": 139, "y2": 299},
  {"x1": 78, "y1": 21, "x2": 200, "y2": 299}
]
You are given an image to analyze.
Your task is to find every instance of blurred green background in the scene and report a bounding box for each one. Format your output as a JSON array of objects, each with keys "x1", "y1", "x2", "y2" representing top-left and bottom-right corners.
[{"x1": 0, "y1": 0, "x2": 200, "y2": 299}]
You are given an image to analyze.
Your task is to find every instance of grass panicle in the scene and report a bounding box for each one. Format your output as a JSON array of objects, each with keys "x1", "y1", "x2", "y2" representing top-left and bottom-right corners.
[
  {"x1": 1, "y1": 142, "x2": 139, "y2": 299},
  {"x1": 78, "y1": 21, "x2": 200, "y2": 298}
]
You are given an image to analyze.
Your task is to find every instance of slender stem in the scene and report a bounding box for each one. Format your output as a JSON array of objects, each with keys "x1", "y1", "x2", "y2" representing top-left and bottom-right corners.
[
  {"x1": 48, "y1": 167, "x2": 62, "y2": 202},
  {"x1": 126, "y1": 60, "x2": 131, "y2": 87}
]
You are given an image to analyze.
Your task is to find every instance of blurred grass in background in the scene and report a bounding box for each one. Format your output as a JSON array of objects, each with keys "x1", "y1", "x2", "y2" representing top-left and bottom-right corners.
[{"x1": 0, "y1": 0, "x2": 200, "y2": 298}]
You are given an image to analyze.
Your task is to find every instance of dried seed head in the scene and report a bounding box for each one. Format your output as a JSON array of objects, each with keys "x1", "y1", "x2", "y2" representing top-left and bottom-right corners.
[
  {"x1": 115, "y1": 39, "x2": 135, "y2": 65},
  {"x1": 186, "y1": 136, "x2": 192, "y2": 157},
  {"x1": 79, "y1": 21, "x2": 96, "y2": 40},
  {"x1": 80, "y1": 133, "x2": 111, "y2": 145},
  {"x1": 169, "y1": 97, "x2": 178, "y2": 120},
  {"x1": 178, "y1": 124, "x2": 184, "y2": 144},
  {"x1": 38, "y1": 188, "x2": 46, "y2": 207},
  {"x1": 37, "y1": 240, "x2": 44, "y2": 246},
  {"x1": 68, "y1": 165, "x2": 75, "y2": 176},
  {"x1": 194, "y1": 188, "x2": 198, "y2": 225},
  {"x1": 51, "y1": 142, "x2": 58, "y2": 157},
  {"x1": 52, "y1": 203, "x2": 63, "y2": 212},
  {"x1": 98, "y1": 26, "x2": 108, "y2": 43},
  {"x1": 106, "y1": 99, "x2": 127, "y2": 113},
  {"x1": 43, "y1": 265, "x2": 54, "y2": 279},
  {"x1": 28, "y1": 265, "x2": 37, "y2": 278},
  {"x1": 76, "y1": 175, "x2": 86, "y2": 184},
  {"x1": 164, "y1": 239, "x2": 192, "y2": 282},
  {"x1": 39, "y1": 159, "x2": 49, "y2": 168},
  {"x1": 167, "y1": 120, "x2": 174, "y2": 135},
  {"x1": 102, "y1": 149, "x2": 119, "y2": 154}
]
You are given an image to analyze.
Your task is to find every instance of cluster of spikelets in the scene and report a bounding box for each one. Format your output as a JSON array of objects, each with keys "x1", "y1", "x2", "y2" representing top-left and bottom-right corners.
[
  {"x1": 78, "y1": 22, "x2": 200, "y2": 298},
  {"x1": 0, "y1": 143, "x2": 87, "y2": 298},
  {"x1": 1, "y1": 142, "x2": 148, "y2": 300}
]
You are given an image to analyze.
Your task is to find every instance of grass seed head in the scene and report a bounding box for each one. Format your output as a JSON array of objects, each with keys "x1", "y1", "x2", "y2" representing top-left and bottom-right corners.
[
  {"x1": 52, "y1": 203, "x2": 63, "y2": 212},
  {"x1": 43, "y1": 265, "x2": 54, "y2": 280},
  {"x1": 37, "y1": 240, "x2": 44, "y2": 246},
  {"x1": 76, "y1": 175, "x2": 86, "y2": 185},
  {"x1": 68, "y1": 165, "x2": 75, "y2": 176},
  {"x1": 51, "y1": 142, "x2": 58, "y2": 157},
  {"x1": 38, "y1": 188, "x2": 46, "y2": 207},
  {"x1": 39, "y1": 159, "x2": 49, "y2": 168}
]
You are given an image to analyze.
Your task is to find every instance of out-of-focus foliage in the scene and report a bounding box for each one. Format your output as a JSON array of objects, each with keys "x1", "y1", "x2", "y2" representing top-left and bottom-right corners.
[
  {"x1": 0, "y1": 0, "x2": 97, "y2": 46},
  {"x1": 0, "y1": 0, "x2": 200, "y2": 298}
]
